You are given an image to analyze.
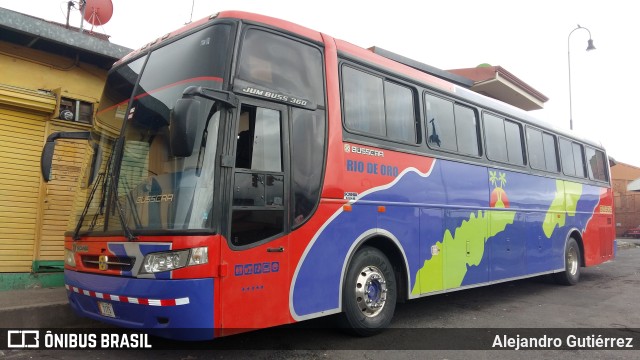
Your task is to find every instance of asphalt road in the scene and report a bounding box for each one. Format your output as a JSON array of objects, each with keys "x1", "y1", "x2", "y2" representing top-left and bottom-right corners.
[{"x1": 2, "y1": 245, "x2": 639, "y2": 359}]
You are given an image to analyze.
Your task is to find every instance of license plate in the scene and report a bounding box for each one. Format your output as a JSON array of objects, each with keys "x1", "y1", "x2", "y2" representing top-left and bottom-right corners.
[{"x1": 97, "y1": 301, "x2": 116, "y2": 318}]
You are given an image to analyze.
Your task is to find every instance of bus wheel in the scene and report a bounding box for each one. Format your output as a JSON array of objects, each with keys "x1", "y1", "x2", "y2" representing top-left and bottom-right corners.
[
  {"x1": 554, "y1": 237, "x2": 581, "y2": 285},
  {"x1": 341, "y1": 246, "x2": 396, "y2": 336}
]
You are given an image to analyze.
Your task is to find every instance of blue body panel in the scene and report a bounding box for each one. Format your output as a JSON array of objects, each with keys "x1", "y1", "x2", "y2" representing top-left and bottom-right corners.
[
  {"x1": 65, "y1": 271, "x2": 214, "y2": 340},
  {"x1": 292, "y1": 159, "x2": 603, "y2": 318}
]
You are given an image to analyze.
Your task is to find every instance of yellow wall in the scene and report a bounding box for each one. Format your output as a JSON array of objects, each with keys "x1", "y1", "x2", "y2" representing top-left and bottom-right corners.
[
  {"x1": 0, "y1": 39, "x2": 109, "y2": 273},
  {"x1": 0, "y1": 40, "x2": 106, "y2": 106}
]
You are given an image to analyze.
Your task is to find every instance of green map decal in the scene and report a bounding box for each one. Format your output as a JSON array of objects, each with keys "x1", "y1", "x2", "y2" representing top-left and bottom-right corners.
[
  {"x1": 412, "y1": 171, "x2": 516, "y2": 295},
  {"x1": 412, "y1": 209, "x2": 516, "y2": 294},
  {"x1": 542, "y1": 180, "x2": 582, "y2": 238}
]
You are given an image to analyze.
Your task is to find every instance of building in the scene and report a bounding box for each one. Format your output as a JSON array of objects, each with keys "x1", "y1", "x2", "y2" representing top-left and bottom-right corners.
[
  {"x1": 448, "y1": 64, "x2": 549, "y2": 111},
  {"x1": 610, "y1": 162, "x2": 640, "y2": 237},
  {"x1": 0, "y1": 7, "x2": 131, "y2": 289}
]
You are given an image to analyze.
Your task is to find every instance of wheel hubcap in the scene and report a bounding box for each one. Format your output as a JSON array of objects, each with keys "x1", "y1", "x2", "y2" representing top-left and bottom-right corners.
[
  {"x1": 355, "y1": 266, "x2": 387, "y2": 317},
  {"x1": 567, "y1": 247, "x2": 578, "y2": 276}
]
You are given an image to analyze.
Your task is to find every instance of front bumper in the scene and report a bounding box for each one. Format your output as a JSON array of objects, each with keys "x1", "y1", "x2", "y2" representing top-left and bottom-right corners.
[{"x1": 65, "y1": 270, "x2": 214, "y2": 340}]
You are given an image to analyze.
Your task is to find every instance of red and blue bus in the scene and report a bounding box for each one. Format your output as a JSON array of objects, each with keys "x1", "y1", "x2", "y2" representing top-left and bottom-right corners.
[{"x1": 41, "y1": 10, "x2": 615, "y2": 340}]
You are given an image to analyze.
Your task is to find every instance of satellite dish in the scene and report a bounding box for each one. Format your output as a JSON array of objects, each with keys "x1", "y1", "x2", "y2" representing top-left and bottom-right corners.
[{"x1": 82, "y1": 0, "x2": 113, "y2": 26}]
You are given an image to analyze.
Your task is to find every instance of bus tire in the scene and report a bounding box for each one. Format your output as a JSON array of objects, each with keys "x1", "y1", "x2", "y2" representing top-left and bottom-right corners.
[
  {"x1": 554, "y1": 237, "x2": 581, "y2": 286},
  {"x1": 340, "y1": 246, "x2": 396, "y2": 336}
]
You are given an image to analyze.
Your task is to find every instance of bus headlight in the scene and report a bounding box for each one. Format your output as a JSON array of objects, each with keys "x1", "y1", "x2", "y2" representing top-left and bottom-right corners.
[
  {"x1": 64, "y1": 249, "x2": 76, "y2": 267},
  {"x1": 140, "y1": 247, "x2": 208, "y2": 274},
  {"x1": 189, "y1": 247, "x2": 208, "y2": 265}
]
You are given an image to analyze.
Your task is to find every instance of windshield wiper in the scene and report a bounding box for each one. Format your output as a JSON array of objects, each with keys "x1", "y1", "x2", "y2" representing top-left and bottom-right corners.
[
  {"x1": 73, "y1": 146, "x2": 116, "y2": 240},
  {"x1": 73, "y1": 172, "x2": 104, "y2": 240},
  {"x1": 73, "y1": 138, "x2": 137, "y2": 241},
  {"x1": 107, "y1": 172, "x2": 137, "y2": 241}
]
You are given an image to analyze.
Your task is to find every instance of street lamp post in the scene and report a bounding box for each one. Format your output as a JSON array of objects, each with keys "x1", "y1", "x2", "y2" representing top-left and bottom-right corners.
[{"x1": 568, "y1": 25, "x2": 596, "y2": 131}]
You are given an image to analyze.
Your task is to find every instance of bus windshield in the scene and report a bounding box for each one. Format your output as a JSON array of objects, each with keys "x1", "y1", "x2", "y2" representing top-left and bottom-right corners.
[{"x1": 69, "y1": 24, "x2": 232, "y2": 236}]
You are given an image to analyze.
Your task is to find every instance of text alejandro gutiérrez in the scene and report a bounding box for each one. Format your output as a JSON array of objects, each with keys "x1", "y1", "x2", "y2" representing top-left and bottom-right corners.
[{"x1": 492, "y1": 333, "x2": 634, "y2": 350}]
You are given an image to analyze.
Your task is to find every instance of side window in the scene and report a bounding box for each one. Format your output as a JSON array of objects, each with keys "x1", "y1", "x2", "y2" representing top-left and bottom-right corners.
[
  {"x1": 237, "y1": 29, "x2": 325, "y2": 107},
  {"x1": 483, "y1": 113, "x2": 508, "y2": 163},
  {"x1": 504, "y1": 120, "x2": 525, "y2": 165},
  {"x1": 559, "y1": 138, "x2": 586, "y2": 178},
  {"x1": 483, "y1": 113, "x2": 524, "y2": 165},
  {"x1": 572, "y1": 142, "x2": 586, "y2": 178},
  {"x1": 586, "y1": 147, "x2": 608, "y2": 182},
  {"x1": 425, "y1": 94, "x2": 456, "y2": 151},
  {"x1": 232, "y1": 104, "x2": 285, "y2": 247},
  {"x1": 291, "y1": 108, "x2": 325, "y2": 227},
  {"x1": 342, "y1": 66, "x2": 385, "y2": 136},
  {"x1": 527, "y1": 128, "x2": 546, "y2": 170},
  {"x1": 342, "y1": 65, "x2": 418, "y2": 143},
  {"x1": 559, "y1": 138, "x2": 576, "y2": 176},
  {"x1": 424, "y1": 93, "x2": 479, "y2": 156},
  {"x1": 527, "y1": 128, "x2": 559, "y2": 172},
  {"x1": 385, "y1": 82, "x2": 416, "y2": 143},
  {"x1": 454, "y1": 105, "x2": 480, "y2": 156},
  {"x1": 542, "y1": 133, "x2": 559, "y2": 172}
]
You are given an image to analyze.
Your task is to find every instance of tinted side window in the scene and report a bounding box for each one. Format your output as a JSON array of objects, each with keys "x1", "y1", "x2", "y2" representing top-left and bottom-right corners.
[
  {"x1": 572, "y1": 142, "x2": 586, "y2": 178},
  {"x1": 385, "y1": 82, "x2": 416, "y2": 143},
  {"x1": 425, "y1": 94, "x2": 479, "y2": 156},
  {"x1": 542, "y1": 133, "x2": 559, "y2": 172},
  {"x1": 586, "y1": 148, "x2": 608, "y2": 182},
  {"x1": 238, "y1": 29, "x2": 325, "y2": 106},
  {"x1": 454, "y1": 105, "x2": 480, "y2": 156},
  {"x1": 559, "y1": 138, "x2": 576, "y2": 176},
  {"x1": 291, "y1": 108, "x2": 325, "y2": 227},
  {"x1": 528, "y1": 128, "x2": 559, "y2": 172},
  {"x1": 425, "y1": 94, "x2": 456, "y2": 151},
  {"x1": 342, "y1": 66, "x2": 385, "y2": 136},
  {"x1": 342, "y1": 66, "x2": 418, "y2": 143},
  {"x1": 483, "y1": 113, "x2": 508, "y2": 163},
  {"x1": 527, "y1": 128, "x2": 546, "y2": 170},
  {"x1": 504, "y1": 120, "x2": 524, "y2": 165}
]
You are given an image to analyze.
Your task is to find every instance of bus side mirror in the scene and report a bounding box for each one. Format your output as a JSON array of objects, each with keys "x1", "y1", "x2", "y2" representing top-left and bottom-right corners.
[
  {"x1": 41, "y1": 131, "x2": 91, "y2": 182},
  {"x1": 170, "y1": 98, "x2": 200, "y2": 157},
  {"x1": 41, "y1": 141, "x2": 56, "y2": 182}
]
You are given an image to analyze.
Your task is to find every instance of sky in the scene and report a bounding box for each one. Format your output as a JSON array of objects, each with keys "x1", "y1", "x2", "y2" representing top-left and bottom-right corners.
[{"x1": 2, "y1": 0, "x2": 638, "y2": 166}]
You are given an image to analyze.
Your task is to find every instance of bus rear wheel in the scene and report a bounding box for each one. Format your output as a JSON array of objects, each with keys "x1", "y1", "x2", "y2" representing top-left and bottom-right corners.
[
  {"x1": 554, "y1": 237, "x2": 581, "y2": 285},
  {"x1": 341, "y1": 246, "x2": 396, "y2": 336}
]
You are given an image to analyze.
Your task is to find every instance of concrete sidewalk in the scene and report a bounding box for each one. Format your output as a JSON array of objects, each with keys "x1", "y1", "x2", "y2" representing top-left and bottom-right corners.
[
  {"x1": 1, "y1": 239, "x2": 638, "y2": 329},
  {"x1": 0, "y1": 287, "x2": 98, "y2": 328}
]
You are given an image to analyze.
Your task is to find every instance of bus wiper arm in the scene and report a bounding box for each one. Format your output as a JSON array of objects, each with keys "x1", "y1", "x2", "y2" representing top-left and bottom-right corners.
[
  {"x1": 182, "y1": 86, "x2": 238, "y2": 108},
  {"x1": 73, "y1": 147, "x2": 116, "y2": 240},
  {"x1": 108, "y1": 172, "x2": 137, "y2": 241},
  {"x1": 72, "y1": 172, "x2": 105, "y2": 240}
]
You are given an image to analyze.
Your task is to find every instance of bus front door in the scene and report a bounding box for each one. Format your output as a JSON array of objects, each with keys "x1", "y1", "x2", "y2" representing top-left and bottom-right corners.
[{"x1": 219, "y1": 100, "x2": 291, "y2": 333}]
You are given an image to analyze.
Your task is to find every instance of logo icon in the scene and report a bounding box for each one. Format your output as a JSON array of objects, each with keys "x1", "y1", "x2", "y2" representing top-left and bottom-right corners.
[
  {"x1": 98, "y1": 255, "x2": 109, "y2": 271},
  {"x1": 344, "y1": 144, "x2": 351, "y2": 153},
  {"x1": 7, "y1": 330, "x2": 39, "y2": 348}
]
